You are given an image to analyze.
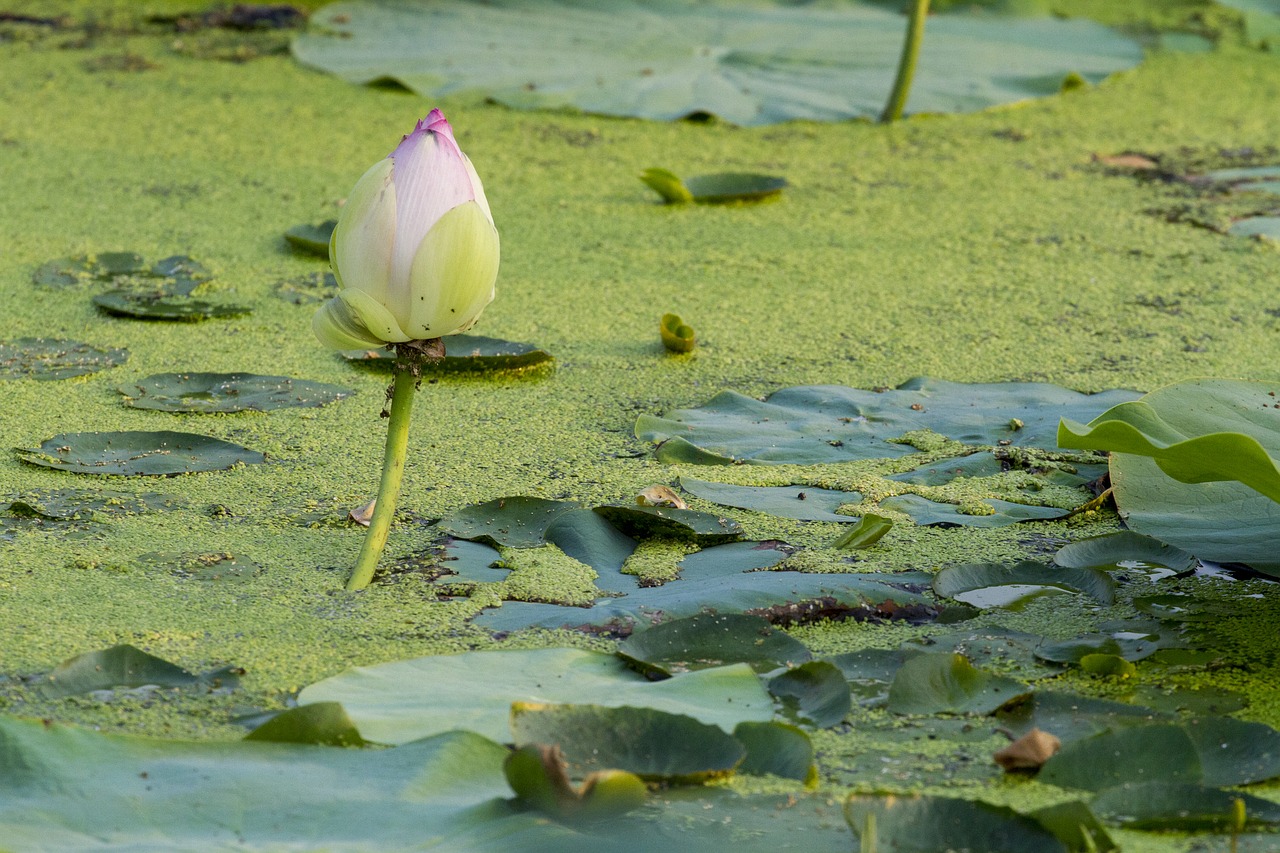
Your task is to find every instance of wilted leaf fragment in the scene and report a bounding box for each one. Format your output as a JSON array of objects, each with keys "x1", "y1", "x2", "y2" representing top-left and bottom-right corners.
[
  {"x1": 284, "y1": 220, "x2": 338, "y2": 256},
  {"x1": 618, "y1": 613, "x2": 811, "y2": 677},
  {"x1": 0, "y1": 338, "x2": 128, "y2": 380},
  {"x1": 17, "y1": 430, "x2": 265, "y2": 476},
  {"x1": 660, "y1": 312, "x2": 695, "y2": 352},
  {"x1": 886, "y1": 652, "x2": 1029, "y2": 715},
  {"x1": 119, "y1": 372, "x2": 352, "y2": 413},
  {"x1": 831, "y1": 514, "x2": 892, "y2": 549},
  {"x1": 38, "y1": 644, "x2": 233, "y2": 698},
  {"x1": 994, "y1": 728, "x2": 1060, "y2": 771},
  {"x1": 844, "y1": 794, "x2": 1068, "y2": 853},
  {"x1": 510, "y1": 702, "x2": 745, "y2": 784},
  {"x1": 636, "y1": 485, "x2": 687, "y2": 509},
  {"x1": 245, "y1": 702, "x2": 366, "y2": 747}
]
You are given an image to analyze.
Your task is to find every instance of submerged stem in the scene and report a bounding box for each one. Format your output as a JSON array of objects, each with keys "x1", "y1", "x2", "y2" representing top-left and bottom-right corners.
[
  {"x1": 346, "y1": 339, "x2": 443, "y2": 591},
  {"x1": 880, "y1": 0, "x2": 930, "y2": 123}
]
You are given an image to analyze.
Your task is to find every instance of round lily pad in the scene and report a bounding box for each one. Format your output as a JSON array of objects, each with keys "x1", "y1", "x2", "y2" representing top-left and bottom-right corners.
[
  {"x1": 617, "y1": 613, "x2": 812, "y2": 677},
  {"x1": 284, "y1": 220, "x2": 337, "y2": 256},
  {"x1": 93, "y1": 290, "x2": 252, "y2": 321},
  {"x1": 33, "y1": 253, "x2": 210, "y2": 293},
  {"x1": 341, "y1": 334, "x2": 553, "y2": 373},
  {"x1": 5, "y1": 488, "x2": 183, "y2": 520},
  {"x1": 592, "y1": 503, "x2": 743, "y2": 544},
  {"x1": 274, "y1": 271, "x2": 338, "y2": 305},
  {"x1": 0, "y1": 337, "x2": 128, "y2": 380},
  {"x1": 16, "y1": 431, "x2": 266, "y2": 476},
  {"x1": 138, "y1": 551, "x2": 262, "y2": 582},
  {"x1": 118, "y1": 373, "x2": 353, "y2": 413}
]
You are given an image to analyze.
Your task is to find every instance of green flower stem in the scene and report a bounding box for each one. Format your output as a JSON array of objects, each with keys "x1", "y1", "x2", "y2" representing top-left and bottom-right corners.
[
  {"x1": 346, "y1": 362, "x2": 420, "y2": 591},
  {"x1": 880, "y1": 0, "x2": 930, "y2": 123}
]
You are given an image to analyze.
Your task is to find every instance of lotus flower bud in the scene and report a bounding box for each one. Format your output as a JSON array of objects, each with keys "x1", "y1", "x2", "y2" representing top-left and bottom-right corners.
[{"x1": 313, "y1": 109, "x2": 499, "y2": 349}]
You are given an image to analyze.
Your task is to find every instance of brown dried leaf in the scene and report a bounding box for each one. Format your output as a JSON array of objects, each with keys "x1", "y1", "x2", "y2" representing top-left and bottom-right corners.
[
  {"x1": 994, "y1": 727, "x2": 1061, "y2": 771},
  {"x1": 636, "y1": 485, "x2": 688, "y2": 509},
  {"x1": 350, "y1": 498, "x2": 376, "y2": 527},
  {"x1": 1094, "y1": 153, "x2": 1158, "y2": 170}
]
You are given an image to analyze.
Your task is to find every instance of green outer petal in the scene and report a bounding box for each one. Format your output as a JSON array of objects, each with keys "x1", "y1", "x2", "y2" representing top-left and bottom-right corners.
[
  {"x1": 340, "y1": 288, "x2": 412, "y2": 343},
  {"x1": 405, "y1": 201, "x2": 499, "y2": 338},
  {"x1": 330, "y1": 158, "x2": 396, "y2": 305},
  {"x1": 312, "y1": 295, "x2": 385, "y2": 350}
]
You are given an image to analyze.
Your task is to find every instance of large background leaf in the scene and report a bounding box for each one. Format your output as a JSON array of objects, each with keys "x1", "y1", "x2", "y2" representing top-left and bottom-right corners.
[
  {"x1": 293, "y1": 0, "x2": 1142, "y2": 126},
  {"x1": 1059, "y1": 379, "x2": 1280, "y2": 574}
]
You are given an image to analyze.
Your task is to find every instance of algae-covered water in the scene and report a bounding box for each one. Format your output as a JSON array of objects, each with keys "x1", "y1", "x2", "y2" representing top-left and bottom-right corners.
[{"x1": 1, "y1": 2, "x2": 1279, "y2": 850}]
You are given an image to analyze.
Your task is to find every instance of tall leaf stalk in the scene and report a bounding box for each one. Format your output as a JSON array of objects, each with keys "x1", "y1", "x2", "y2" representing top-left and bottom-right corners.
[
  {"x1": 347, "y1": 341, "x2": 443, "y2": 591},
  {"x1": 880, "y1": 0, "x2": 930, "y2": 122}
]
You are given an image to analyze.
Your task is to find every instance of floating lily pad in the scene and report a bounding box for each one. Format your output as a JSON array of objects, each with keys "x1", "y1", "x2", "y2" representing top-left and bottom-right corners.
[
  {"x1": 1091, "y1": 782, "x2": 1280, "y2": 832},
  {"x1": 640, "y1": 378, "x2": 1138, "y2": 465},
  {"x1": 244, "y1": 702, "x2": 366, "y2": 747},
  {"x1": 1039, "y1": 724, "x2": 1203, "y2": 791},
  {"x1": 341, "y1": 334, "x2": 554, "y2": 373},
  {"x1": 642, "y1": 169, "x2": 787, "y2": 204},
  {"x1": 617, "y1": 613, "x2": 811, "y2": 677},
  {"x1": 16, "y1": 431, "x2": 265, "y2": 476},
  {"x1": 767, "y1": 661, "x2": 851, "y2": 729},
  {"x1": 284, "y1": 220, "x2": 337, "y2": 256},
  {"x1": 996, "y1": 691, "x2": 1167, "y2": 744},
  {"x1": 0, "y1": 716, "x2": 540, "y2": 850},
  {"x1": 33, "y1": 253, "x2": 211, "y2": 293},
  {"x1": 825, "y1": 648, "x2": 913, "y2": 706},
  {"x1": 592, "y1": 503, "x2": 742, "y2": 544},
  {"x1": 881, "y1": 495, "x2": 1070, "y2": 528},
  {"x1": 732, "y1": 721, "x2": 816, "y2": 783},
  {"x1": 510, "y1": 702, "x2": 745, "y2": 783},
  {"x1": 1053, "y1": 531, "x2": 1197, "y2": 575},
  {"x1": 1227, "y1": 216, "x2": 1280, "y2": 239},
  {"x1": 1033, "y1": 630, "x2": 1180, "y2": 665},
  {"x1": 93, "y1": 290, "x2": 252, "y2": 321},
  {"x1": 297, "y1": 647, "x2": 773, "y2": 744},
  {"x1": 137, "y1": 551, "x2": 262, "y2": 582},
  {"x1": 4, "y1": 487, "x2": 183, "y2": 520},
  {"x1": 534, "y1": 512, "x2": 634, "y2": 585},
  {"x1": 0, "y1": 337, "x2": 128, "y2": 380},
  {"x1": 844, "y1": 794, "x2": 1069, "y2": 853},
  {"x1": 438, "y1": 497, "x2": 584, "y2": 547},
  {"x1": 888, "y1": 452, "x2": 1006, "y2": 485},
  {"x1": 1058, "y1": 378, "x2": 1280, "y2": 574},
  {"x1": 293, "y1": 0, "x2": 1141, "y2": 126},
  {"x1": 1041, "y1": 716, "x2": 1280, "y2": 791},
  {"x1": 933, "y1": 561, "x2": 1115, "y2": 608},
  {"x1": 660, "y1": 311, "x2": 695, "y2": 352},
  {"x1": 902, "y1": 626, "x2": 1061, "y2": 682},
  {"x1": 118, "y1": 372, "x2": 353, "y2": 413},
  {"x1": 680, "y1": 477, "x2": 861, "y2": 522},
  {"x1": 887, "y1": 652, "x2": 1029, "y2": 716},
  {"x1": 274, "y1": 270, "x2": 339, "y2": 304},
  {"x1": 36, "y1": 644, "x2": 240, "y2": 698}
]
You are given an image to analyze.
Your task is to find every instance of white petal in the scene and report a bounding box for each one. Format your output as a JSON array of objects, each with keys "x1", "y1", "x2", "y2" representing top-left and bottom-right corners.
[{"x1": 330, "y1": 158, "x2": 396, "y2": 305}]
